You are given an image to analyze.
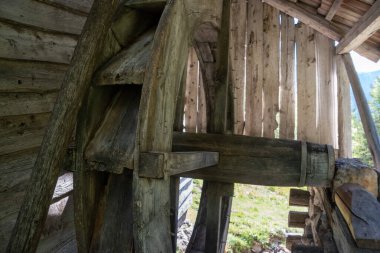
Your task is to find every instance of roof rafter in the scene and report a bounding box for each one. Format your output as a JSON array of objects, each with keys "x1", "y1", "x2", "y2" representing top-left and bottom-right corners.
[{"x1": 336, "y1": 0, "x2": 380, "y2": 54}]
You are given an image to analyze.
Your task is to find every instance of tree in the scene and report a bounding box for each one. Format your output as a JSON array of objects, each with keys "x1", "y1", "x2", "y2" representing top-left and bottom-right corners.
[{"x1": 352, "y1": 77, "x2": 380, "y2": 166}]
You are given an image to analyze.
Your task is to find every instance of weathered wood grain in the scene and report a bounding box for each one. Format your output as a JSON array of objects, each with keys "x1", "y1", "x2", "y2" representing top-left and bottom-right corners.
[
  {"x1": 262, "y1": 4, "x2": 280, "y2": 138},
  {"x1": 133, "y1": 0, "x2": 190, "y2": 252},
  {"x1": 0, "y1": 0, "x2": 86, "y2": 35},
  {"x1": 316, "y1": 32, "x2": 335, "y2": 146},
  {"x1": 289, "y1": 188, "x2": 310, "y2": 207},
  {"x1": 85, "y1": 87, "x2": 141, "y2": 173},
  {"x1": 36, "y1": 0, "x2": 93, "y2": 14},
  {"x1": 335, "y1": 183, "x2": 380, "y2": 249},
  {"x1": 184, "y1": 47, "x2": 199, "y2": 133},
  {"x1": 173, "y1": 132, "x2": 335, "y2": 186},
  {"x1": 245, "y1": 0, "x2": 263, "y2": 137},
  {"x1": 6, "y1": 0, "x2": 121, "y2": 250},
  {"x1": 296, "y1": 24, "x2": 319, "y2": 143},
  {"x1": 0, "y1": 59, "x2": 67, "y2": 93},
  {"x1": 288, "y1": 211, "x2": 309, "y2": 228},
  {"x1": 0, "y1": 22, "x2": 77, "y2": 64},
  {"x1": 325, "y1": 0, "x2": 343, "y2": 21},
  {"x1": 229, "y1": 0, "x2": 246, "y2": 134},
  {"x1": 342, "y1": 54, "x2": 380, "y2": 167},
  {"x1": 0, "y1": 92, "x2": 57, "y2": 117},
  {"x1": 336, "y1": 55, "x2": 352, "y2": 158},
  {"x1": 197, "y1": 72, "x2": 207, "y2": 133},
  {"x1": 279, "y1": 14, "x2": 296, "y2": 139}
]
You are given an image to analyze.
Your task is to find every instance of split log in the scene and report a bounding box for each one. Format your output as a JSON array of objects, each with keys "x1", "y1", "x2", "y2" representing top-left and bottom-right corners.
[
  {"x1": 289, "y1": 189, "x2": 310, "y2": 207},
  {"x1": 335, "y1": 183, "x2": 380, "y2": 249},
  {"x1": 173, "y1": 132, "x2": 335, "y2": 187},
  {"x1": 6, "y1": 0, "x2": 121, "y2": 251},
  {"x1": 288, "y1": 211, "x2": 309, "y2": 228}
]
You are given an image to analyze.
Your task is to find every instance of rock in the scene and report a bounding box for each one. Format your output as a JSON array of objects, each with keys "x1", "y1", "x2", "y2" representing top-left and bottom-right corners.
[{"x1": 334, "y1": 158, "x2": 378, "y2": 197}]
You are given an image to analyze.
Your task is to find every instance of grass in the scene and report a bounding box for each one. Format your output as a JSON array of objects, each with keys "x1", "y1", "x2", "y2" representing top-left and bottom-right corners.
[{"x1": 188, "y1": 179, "x2": 307, "y2": 252}]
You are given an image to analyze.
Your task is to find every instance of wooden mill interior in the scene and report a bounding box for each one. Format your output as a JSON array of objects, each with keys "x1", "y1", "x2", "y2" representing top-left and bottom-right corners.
[{"x1": 1, "y1": 0, "x2": 380, "y2": 252}]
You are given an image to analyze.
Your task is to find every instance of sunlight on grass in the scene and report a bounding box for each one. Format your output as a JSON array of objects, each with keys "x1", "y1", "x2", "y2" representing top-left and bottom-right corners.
[{"x1": 188, "y1": 180, "x2": 307, "y2": 252}]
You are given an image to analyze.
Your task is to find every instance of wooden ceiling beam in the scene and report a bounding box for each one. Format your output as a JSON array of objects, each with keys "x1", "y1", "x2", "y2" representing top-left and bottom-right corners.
[
  {"x1": 325, "y1": 0, "x2": 343, "y2": 21},
  {"x1": 336, "y1": 0, "x2": 380, "y2": 54}
]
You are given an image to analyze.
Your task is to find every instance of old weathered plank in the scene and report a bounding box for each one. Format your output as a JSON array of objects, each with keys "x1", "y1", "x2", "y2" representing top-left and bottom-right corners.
[
  {"x1": 6, "y1": 0, "x2": 121, "y2": 250},
  {"x1": 197, "y1": 72, "x2": 207, "y2": 133},
  {"x1": 85, "y1": 87, "x2": 140, "y2": 173},
  {"x1": 133, "y1": 0, "x2": 189, "y2": 252},
  {"x1": 342, "y1": 54, "x2": 380, "y2": 167},
  {"x1": 296, "y1": 24, "x2": 319, "y2": 143},
  {"x1": 0, "y1": 0, "x2": 86, "y2": 35},
  {"x1": 316, "y1": 32, "x2": 335, "y2": 146},
  {"x1": 245, "y1": 0, "x2": 263, "y2": 137},
  {"x1": 335, "y1": 183, "x2": 380, "y2": 249},
  {"x1": 173, "y1": 132, "x2": 335, "y2": 186},
  {"x1": 288, "y1": 211, "x2": 308, "y2": 228},
  {"x1": 262, "y1": 4, "x2": 280, "y2": 138},
  {"x1": 94, "y1": 29, "x2": 154, "y2": 85},
  {"x1": 336, "y1": 0, "x2": 380, "y2": 54},
  {"x1": 229, "y1": 0, "x2": 246, "y2": 134},
  {"x1": 289, "y1": 188, "x2": 310, "y2": 207},
  {"x1": 325, "y1": 0, "x2": 343, "y2": 21},
  {"x1": 184, "y1": 47, "x2": 199, "y2": 133},
  {"x1": 36, "y1": 0, "x2": 93, "y2": 14},
  {"x1": 279, "y1": 14, "x2": 296, "y2": 139},
  {"x1": 0, "y1": 22, "x2": 77, "y2": 64},
  {"x1": 0, "y1": 59, "x2": 67, "y2": 93},
  {"x1": 0, "y1": 92, "x2": 57, "y2": 117},
  {"x1": 139, "y1": 151, "x2": 219, "y2": 178},
  {"x1": 89, "y1": 171, "x2": 133, "y2": 253},
  {"x1": 336, "y1": 55, "x2": 352, "y2": 158}
]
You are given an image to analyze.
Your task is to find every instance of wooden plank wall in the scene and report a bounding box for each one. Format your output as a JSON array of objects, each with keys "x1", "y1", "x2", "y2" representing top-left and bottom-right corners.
[{"x1": 0, "y1": 1, "x2": 90, "y2": 251}]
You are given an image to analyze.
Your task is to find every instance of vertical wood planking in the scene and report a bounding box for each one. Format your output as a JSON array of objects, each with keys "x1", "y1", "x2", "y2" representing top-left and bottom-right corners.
[
  {"x1": 262, "y1": 4, "x2": 280, "y2": 138},
  {"x1": 336, "y1": 55, "x2": 352, "y2": 158},
  {"x1": 316, "y1": 32, "x2": 335, "y2": 146},
  {"x1": 279, "y1": 13, "x2": 296, "y2": 140},
  {"x1": 296, "y1": 23, "x2": 319, "y2": 142},
  {"x1": 229, "y1": 0, "x2": 246, "y2": 134},
  {"x1": 184, "y1": 48, "x2": 199, "y2": 133},
  {"x1": 246, "y1": 0, "x2": 263, "y2": 137},
  {"x1": 198, "y1": 72, "x2": 207, "y2": 133}
]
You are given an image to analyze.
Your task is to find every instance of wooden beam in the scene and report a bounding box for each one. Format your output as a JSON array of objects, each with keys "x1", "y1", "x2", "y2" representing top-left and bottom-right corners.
[
  {"x1": 289, "y1": 188, "x2": 310, "y2": 207},
  {"x1": 138, "y1": 151, "x2": 219, "y2": 178},
  {"x1": 341, "y1": 54, "x2": 380, "y2": 168},
  {"x1": 325, "y1": 0, "x2": 343, "y2": 21},
  {"x1": 336, "y1": 0, "x2": 380, "y2": 54},
  {"x1": 6, "y1": 0, "x2": 120, "y2": 251},
  {"x1": 288, "y1": 211, "x2": 308, "y2": 228}
]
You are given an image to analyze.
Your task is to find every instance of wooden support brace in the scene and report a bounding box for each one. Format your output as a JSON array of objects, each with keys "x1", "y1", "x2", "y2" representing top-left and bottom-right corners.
[{"x1": 139, "y1": 151, "x2": 219, "y2": 178}]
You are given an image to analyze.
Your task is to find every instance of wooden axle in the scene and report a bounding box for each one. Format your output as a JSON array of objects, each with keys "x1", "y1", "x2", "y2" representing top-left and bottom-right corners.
[
  {"x1": 172, "y1": 132, "x2": 335, "y2": 187},
  {"x1": 289, "y1": 188, "x2": 311, "y2": 207}
]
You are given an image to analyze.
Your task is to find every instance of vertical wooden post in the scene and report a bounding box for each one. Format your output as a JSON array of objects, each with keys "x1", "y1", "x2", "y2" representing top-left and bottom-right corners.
[
  {"x1": 342, "y1": 53, "x2": 380, "y2": 167},
  {"x1": 246, "y1": 0, "x2": 263, "y2": 137},
  {"x1": 279, "y1": 13, "x2": 296, "y2": 140},
  {"x1": 133, "y1": 1, "x2": 190, "y2": 252},
  {"x1": 262, "y1": 3, "x2": 280, "y2": 138},
  {"x1": 336, "y1": 55, "x2": 352, "y2": 158},
  {"x1": 6, "y1": 0, "x2": 120, "y2": 251},
  {"x1": 185, "y1": 48, "x2": 199, "y2": 133}
]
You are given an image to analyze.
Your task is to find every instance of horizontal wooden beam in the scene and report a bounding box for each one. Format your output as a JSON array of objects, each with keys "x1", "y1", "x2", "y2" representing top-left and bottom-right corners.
[
  {"x1": 336, "y1": 0, "x2": 380, "y2": 54},
  {"x1": 288, "y1": 211, "x2": 308, "y2": 228},
  {"x1": 139, "y1": 151, "x2": 219, "y2": 178},
  {"x1": 173, "y1": 132, "x2": 335, "y2": 186},
  {"x1": 289, "y1": 188, "x2": 310, "y2": 207}
]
